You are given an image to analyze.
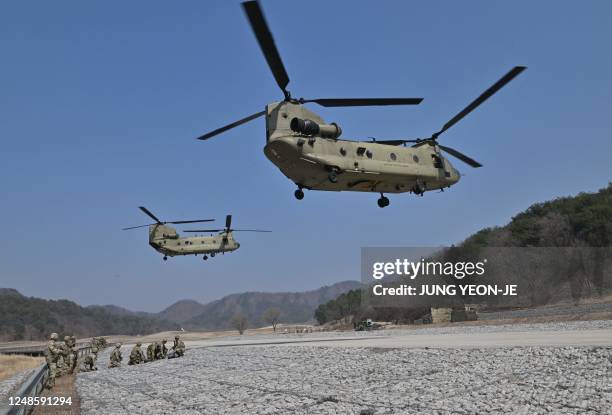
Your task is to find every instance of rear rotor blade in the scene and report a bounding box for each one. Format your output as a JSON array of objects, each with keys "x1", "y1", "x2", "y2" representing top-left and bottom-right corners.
[
  {"x1": 439, "y1": 145, "x2": 482, "y2": 168},
  {"x1": 370, "y1": 139, "x2": 420, "y2": 146},
  {"x1": 230, "y1": 229, "x2": 272, "y2": 232},
  {"x1": 122, "y1": 223, "x2": 156, "y2": 231},
  {"x1": 242, "y1": 1, "x2": 290, "y2": 95},
  {"x1": 139, "y1": 206, "x2": 162, "y2": 224},
  {"x1": 225, "y1": 215, "x2": 232, "y2": 230},
  {"x1": 302, "y1": 98, "x2": 423, "y2": 107},
  {"x1": 196, "y1": 111, "x2": 265, "y2": 140},
  {"x1": 432, "y1": 66, "x2": 526, "y2": 139},
  {"x1": 169, "y1": 219, "x2": 215, "y2": 225}
]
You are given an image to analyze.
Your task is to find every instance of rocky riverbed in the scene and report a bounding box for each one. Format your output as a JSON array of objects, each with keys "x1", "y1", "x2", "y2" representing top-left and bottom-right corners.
[{"x1": 76, "y1": 324, "x2": 612, "y2": 414}]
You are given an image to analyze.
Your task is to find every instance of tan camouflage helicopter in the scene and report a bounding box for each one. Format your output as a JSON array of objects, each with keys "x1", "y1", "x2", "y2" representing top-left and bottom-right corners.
[
  {"x1": 123, "y1": 207, "x2": 270, "y2": 261},
  {"x1": 197, "y1": 1, "x2": 526, "y2": 207}
]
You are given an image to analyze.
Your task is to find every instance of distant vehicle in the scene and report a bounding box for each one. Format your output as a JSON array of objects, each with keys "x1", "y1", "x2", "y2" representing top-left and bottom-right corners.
[
  {"x1": 123, "y1": 207, "x2": 270, "y2": 261},
  {"x1": 197, "y1": 1, "x2": 526, "y2": 207}
]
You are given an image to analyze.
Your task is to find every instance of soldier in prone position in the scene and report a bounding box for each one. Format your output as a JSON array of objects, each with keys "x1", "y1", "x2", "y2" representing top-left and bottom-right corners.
[
  {"x1": 45, "y1": 333, "x2": 63, "y2": 389},
  {"x1": 128, "y1": 342, "x2": 146, "y2": 365},
  {"x1": 108, "y1": 343, "x2": 122, "y2": 368}
]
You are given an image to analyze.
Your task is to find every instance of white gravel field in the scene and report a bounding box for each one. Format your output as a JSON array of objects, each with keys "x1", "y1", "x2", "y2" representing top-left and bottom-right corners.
[{"x1": 76, "y1": 320, "x2": 612, "y2": 415}]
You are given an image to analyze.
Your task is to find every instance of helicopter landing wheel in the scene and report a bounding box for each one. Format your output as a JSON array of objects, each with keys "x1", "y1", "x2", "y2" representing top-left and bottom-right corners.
[
  {"x1": 294, "y1": 188, "x2": 304, "y2": 200},
  {"x1": 328, "y1": 170, "x2": 338, "y2": 183},
  {"x1": 377, "y1": 195, "x2": 390, "y2": 208},
  {"x1": 211, "y1": 252, "x2": 216, "y2": 258},
  {"x1": 203, "y1": 255, "x2": 208, "y2": 260},
  {"x1": 163, "y1": 256, "x2": 168, "y2": 261}
]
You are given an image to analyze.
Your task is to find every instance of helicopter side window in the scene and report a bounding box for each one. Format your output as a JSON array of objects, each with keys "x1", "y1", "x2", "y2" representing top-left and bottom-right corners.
[
  {"x1": 356, "y1": 147, "x2": 366, "y2": 156},
  {"x1": 339, "y1": 147, "x2": 346, "y2": 156},
  {"x1": 432, "y1": 154, "x2": 443, "y2": 168},
  {"x1": 390, "y1": 153, "x2": 397, "y2": 161},
  {"x1": 366, "y1": 150, "x2": 373, "y2": 159},
  {"x1": 412, "y1": 155, "x2": 420, "y2": 163}
]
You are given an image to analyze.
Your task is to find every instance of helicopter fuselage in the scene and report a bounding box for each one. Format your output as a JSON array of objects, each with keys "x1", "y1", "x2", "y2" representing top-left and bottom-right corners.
[
  {"x1": 263, "y1": 101, "x2": 460, "y2": 195},
  {"x1": 148, "y1": 224, "x2": 240, "y2": 258}
]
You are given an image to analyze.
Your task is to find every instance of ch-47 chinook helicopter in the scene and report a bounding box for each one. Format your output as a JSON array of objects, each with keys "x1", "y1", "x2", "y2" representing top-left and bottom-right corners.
[
  {"x1": 197, "y1": 1, "x2": 526, "y2": 207},
  {"x1": 123, "y1": 207, "x2": 270, "y2": 261}
]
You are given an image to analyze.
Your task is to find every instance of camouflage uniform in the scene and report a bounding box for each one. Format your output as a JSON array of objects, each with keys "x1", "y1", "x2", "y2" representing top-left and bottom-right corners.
[
  {"x1": 146, "y1": 342, "x2": 157, "y2": 362},
  {"x1": 108, "y1": 343, "x2": 122, "y2": 368},
  {"x1": 156, "y1": 339, "x2": 168, "y2": 359},
  {"x1": 45, "y1": 333, "x2": 62, "y2": 389},
  {"x1": 81, "y1": 347, "x2": 98, "y2": 372},
  {"x1": 169, "y1": 335, "x2": 185, "y2": 358},
  {"x1": 128, "y1": 342, "x2": 145, "y2": 365},
  {"x1": 57, "y1": 336, "x2": 72, "y2": 375},
  {"x1": 68, "y1": 336, "x2": 78, "y2": 374}
]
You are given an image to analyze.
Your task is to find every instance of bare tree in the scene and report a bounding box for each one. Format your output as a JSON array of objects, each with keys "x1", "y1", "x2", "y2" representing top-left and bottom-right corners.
[
  {"x1": 231, "y1": 313, "x2": 248, "y2": 335},
  {"x1": 262, "y1": 307, "x2": 281, "y2": 331}
]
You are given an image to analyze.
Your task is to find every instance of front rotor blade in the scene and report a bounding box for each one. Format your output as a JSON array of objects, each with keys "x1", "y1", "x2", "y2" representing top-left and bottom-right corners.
[
  {"x1": 183, "y1": 229, "x2": 223, "y2": 233},
  {"x1": 225, "y1": 215, "x2": 232, "y2": 230},
  {"x1": 196, "y1": 110, "x2": 265, "y2": 140},
  {"x1": 371, "y1": 139, "x2": 420, "y2": 146},
  {"x1": 231, "y1": 229, "x2": 272, "y2": 232},
  {"x1": 139, "y1": 206, "x2": 162, "y2": 224},
  {"x1": 303, "y1": 98, "x2": 423, "y2": 107},
  {"x1": 432, "y1": 66, "x2": 526, "y2": 139},
  {"x1": 439, "y1": 145, "x2": 482, "y2": 168},
  {"x1": 242, "y1": 1, "x2": 290, "y2": 95},
  {"x1": 122, "y1": 223, "x2": 156, "y2": 231},
  {"x1": 169, "y1": 219, "x2": 216, "y2": 225}
]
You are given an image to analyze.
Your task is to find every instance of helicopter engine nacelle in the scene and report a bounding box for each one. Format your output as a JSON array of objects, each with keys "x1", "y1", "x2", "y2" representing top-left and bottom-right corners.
[{"x1": 290, "y1": 118, "x2": 342, "y2": 139}]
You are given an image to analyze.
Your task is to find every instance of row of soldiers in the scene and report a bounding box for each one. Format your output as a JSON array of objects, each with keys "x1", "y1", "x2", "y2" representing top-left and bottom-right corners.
[
  {"x1": 108, "y1": 335, "x2": 186, "y2": 368},
  {"x1": 45, "y1": 333, "x2": 186, "y2": 388}
]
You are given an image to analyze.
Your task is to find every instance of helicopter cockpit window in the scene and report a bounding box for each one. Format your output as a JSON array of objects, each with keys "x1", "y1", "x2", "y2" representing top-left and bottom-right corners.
[
  {"x1": 356, "y1": 147, "x2": 366, "y2": 156},
  {"x1": 390, "y1": 153, "x2": 397, "y2": 161},
  {"x1": 412, "y1": 155, "x2": 420, "y2": 163},
  {"x1": 432, "y1": 154, "x2": 443, "y2": 168}
]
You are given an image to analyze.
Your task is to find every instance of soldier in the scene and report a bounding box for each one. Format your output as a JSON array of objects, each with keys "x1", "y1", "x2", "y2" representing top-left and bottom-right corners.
[
  {"x1": 81, "y1": 347, "x2": 98, "y2": 372},
  {"x1": 168, "y1": 335, "x2": 185, "y2": 359},
  {"x1": 44, "y1": 333, "x2": 63, "y2": 389},
  {"x1": 146, "y1": 341, "x2": 157, "y2": 362},
  {"x1": 128, "y1": 342, "x2": 146, "y2": 365},
  {"x1": 108, "y1": 343, "x2": 122, "y2": 368},
  {"x1": 155, "y1": 339, "x2": 168, "y2": 359},
  {"x1": 57, "y1": 335, "x2": 72, "y2": 376},
  {"x1": 68, "y1": 336, "x2": 78, "y2": 374}
]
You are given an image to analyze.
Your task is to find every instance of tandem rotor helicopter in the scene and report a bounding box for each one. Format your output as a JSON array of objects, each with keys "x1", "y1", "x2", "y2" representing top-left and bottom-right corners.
[
  {"x1": 197, "y1": 1, "x2": 526, "y2": 208},
  {"x1": 123, "y1": 207, "x2": 270, "y2": 261}
]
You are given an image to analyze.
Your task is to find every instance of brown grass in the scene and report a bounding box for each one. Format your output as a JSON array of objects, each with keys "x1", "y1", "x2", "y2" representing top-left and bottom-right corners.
[
  {"x1": 32, "y1": 373, "x2": 80, "y2": 415},
  {"x1": 0, "y1": 354, "x2": 44, "y2": 381}
]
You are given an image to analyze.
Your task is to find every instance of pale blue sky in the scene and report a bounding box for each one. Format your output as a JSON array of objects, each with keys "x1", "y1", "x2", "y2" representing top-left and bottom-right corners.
[{"x1": 1, "y1": 1, "x2": 610, "y2": 311}]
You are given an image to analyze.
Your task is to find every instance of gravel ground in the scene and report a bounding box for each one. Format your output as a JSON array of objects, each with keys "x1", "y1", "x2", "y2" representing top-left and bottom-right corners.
[
  {"x1": 0, "y1": 368, "x2": 36, "y2": 405},
  {"x1": 479, "y1": 301, "x2": 612, "y2": 321},
  {"x1": 77, "y1": 321, "x2": 612, "y2": 415}
]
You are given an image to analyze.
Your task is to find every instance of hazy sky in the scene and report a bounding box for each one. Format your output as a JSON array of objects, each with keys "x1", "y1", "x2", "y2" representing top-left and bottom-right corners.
[{"x1": 1, "y1": 1, "x2": 610, "y2": 311}]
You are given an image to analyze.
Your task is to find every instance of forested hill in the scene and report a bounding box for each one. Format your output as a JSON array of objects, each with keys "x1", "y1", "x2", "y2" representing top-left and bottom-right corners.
[
  {"x1": 0, "y1": 290, "x2": 178, "y2": 342},
  {"x1": 463, "y1": 183, "x2": 611, "y2": 248}
]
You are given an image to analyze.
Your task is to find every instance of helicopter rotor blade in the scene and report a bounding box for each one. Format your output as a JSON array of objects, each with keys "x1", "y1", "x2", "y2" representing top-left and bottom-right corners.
[
  {"x1": 139, "y1": 206, "x2": 162, "y2": 224},
  {"x1": 439, "y1": 145, "x2": 482, "y2": 168},
  {"x1": 122, "y1": 223, "x2": 156, "y2": 231},
  {"x1": 196, "y1": 110, "x2": 265, "y2": 141},
  {"x1": 169, "y1": 219, "x2": 215, "y2": 225},
  {"x1": 225, "y1": 215, "x2": 232, "y2": 230},
  {"x1": 242, "y1": 0, "x2": 290, "y2": 96},
  {"x1": 369, "y1": 139, "x2": 421, "y2": 146},
  {"x1": 431, "y1": 66, "x2": 526, "y2": 139},
  {"x1": 301, "y1": 98, "x2": 423, "y2": 107},
  {"x1": 230, "y1": 229, "x2": 272, "y2": 232}
]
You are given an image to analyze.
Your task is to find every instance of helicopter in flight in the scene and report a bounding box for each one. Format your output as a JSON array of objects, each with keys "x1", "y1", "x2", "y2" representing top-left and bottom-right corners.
[
  {"x1": 123, "y1": 207, "x2": 270, "y2": 261},
  {"x1": 197, "y1": 1, "x2": 526, "y2": 207}
]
